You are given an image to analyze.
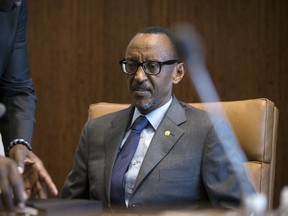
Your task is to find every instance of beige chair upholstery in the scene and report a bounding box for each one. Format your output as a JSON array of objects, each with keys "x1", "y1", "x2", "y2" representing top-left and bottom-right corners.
[{"x1": 88, "y1": 98, "x2": 279, "y2": 209}]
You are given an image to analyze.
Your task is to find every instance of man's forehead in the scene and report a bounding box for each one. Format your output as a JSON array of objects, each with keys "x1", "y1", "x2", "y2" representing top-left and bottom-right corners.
[
  {"x1": 127, "y1": 33, "x2": 172, "y2": 52},
  {"x1": 131, "y1": 33, "x2": 168, "y2": 43}
]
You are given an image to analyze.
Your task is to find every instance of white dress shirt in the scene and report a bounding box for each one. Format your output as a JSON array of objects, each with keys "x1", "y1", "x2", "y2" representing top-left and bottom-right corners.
[{"x1": 121, "y1": 98, "x2": 172, "y2": 206}]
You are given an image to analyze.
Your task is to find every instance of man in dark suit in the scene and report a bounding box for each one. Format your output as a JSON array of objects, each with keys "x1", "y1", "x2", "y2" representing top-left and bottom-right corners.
[
  {"x1": 0, "y1": 0, "x2": 58, "y2": 211},
  {"x1": 61, "y1": 26, "x2": 255, "y2": 212}
]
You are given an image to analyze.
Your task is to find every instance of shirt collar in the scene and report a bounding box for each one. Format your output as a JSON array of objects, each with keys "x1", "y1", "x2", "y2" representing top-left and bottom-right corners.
[{"x1": 131, "y1": 97, "x2": 172, "y2": 130}]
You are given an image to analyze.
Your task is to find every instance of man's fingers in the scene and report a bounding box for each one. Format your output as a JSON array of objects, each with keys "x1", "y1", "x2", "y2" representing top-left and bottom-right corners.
[
  {"x1": 17, "y1": 166, "x2": 24, "y2": 174},
  {"x1": 0, "y1": 158, "x2": 25, "y2": 211},
  {"x1": 0, "y1": 189, "x2": 14, "y2": 211},
  {"x1": 0, "y1": 171, "x2": 14, "y2": 211},
  {"x1": 26, "y1": 153, "x2": 58, "y2": 196},
  {"x1": 9, "y1": 163, "x2": 26, "y2": 205},
  {"x1": 9, "y1": 145, "x2": 30, "y2": 173},
  {"x1": 25, "y1": 187, "x2": 32, "y2": 198},
  {"x1": 37, "y1": 166, "x2": 58, "y2": 196},
  {"x1": 35, "y1": 181, "x2": 47, "y2": 199}
]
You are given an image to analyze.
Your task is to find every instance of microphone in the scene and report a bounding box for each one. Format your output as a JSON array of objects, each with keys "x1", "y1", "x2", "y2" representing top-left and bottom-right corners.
[
  {"x1": 0, "y1": 103, "x2": 6, "y2": 118},
  {"x1": 175, "y1": 24, "x2": 219, "y2": 103},
  {"x1": 175, "y1": 23, "x2": 251, "y2": 199}
]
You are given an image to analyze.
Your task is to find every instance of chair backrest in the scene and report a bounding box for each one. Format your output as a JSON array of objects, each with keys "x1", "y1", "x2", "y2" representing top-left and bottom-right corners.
[{"x1": 88, "y1": 98, "x2": 279, "y2": 209}]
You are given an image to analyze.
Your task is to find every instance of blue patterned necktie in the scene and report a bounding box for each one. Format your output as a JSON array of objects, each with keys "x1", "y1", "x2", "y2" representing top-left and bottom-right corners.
[{"x1": 110, "y1": 115, "x2": 148, "y2": 206}]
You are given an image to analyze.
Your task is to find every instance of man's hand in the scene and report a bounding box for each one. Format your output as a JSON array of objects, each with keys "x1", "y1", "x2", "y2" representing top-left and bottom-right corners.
[
  {"x1": 0, "y1": 155, "x2": 26, "y2": 211},
  {"x1": 9, "y1": 145, "x2": 58, "y2": 199}
]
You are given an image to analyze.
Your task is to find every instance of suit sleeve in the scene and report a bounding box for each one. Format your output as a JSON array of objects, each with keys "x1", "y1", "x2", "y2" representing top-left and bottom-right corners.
[
  {"x1": 61, "y1": 122, "x2": 90, "y2": 199},
  {"x1": 0, "y1": 0, "x2": 36, "y2": 151},
  {"x1": 202, "y1": 118, "x2": 256, "y2": 208}
]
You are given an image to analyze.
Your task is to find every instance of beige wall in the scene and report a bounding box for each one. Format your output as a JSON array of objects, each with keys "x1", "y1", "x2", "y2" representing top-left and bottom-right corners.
[{"x1": 27, "y1": 0, "x2": 288, "y2": 208}]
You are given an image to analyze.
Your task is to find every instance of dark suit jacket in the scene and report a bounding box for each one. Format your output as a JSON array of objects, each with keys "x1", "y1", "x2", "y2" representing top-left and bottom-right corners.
[
  {"x1": 61, "y1": 97, "x2": 255, "y2": 210},
  {"x1": 0, "y1": 0, "x2": 36, "y2": 151}
]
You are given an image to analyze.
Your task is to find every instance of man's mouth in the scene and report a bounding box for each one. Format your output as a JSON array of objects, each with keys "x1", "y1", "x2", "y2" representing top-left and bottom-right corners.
[{"x1": 132, "y1": 87, "x2": 150, "y2": 96}]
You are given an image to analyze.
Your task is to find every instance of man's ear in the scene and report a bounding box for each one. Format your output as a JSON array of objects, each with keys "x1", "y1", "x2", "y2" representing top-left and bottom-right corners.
[{"x1": 173, "y1": 62, "x2": 185, "y2": 84}]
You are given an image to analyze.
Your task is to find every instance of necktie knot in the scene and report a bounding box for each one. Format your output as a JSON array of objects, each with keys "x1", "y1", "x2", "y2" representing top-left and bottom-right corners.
[{"x1": 131, "y1": 116, "x2": 148, "y2": 132}]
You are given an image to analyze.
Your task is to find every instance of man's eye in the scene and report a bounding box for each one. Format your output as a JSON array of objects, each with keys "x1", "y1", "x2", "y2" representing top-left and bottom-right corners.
[
  {"x1": 126, "y1": 61, "x2": 135, "y2": 66},
  {"x1": 126, "y1": 62, "x2": 137, "y2": 68},
  {"x1": 147, "y1": 62, "x2": 159, "y2": 70}
]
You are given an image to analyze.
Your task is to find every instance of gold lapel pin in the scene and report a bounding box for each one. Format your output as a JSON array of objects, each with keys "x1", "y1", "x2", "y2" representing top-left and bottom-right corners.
[{"x1": 165, "y1": 130, "x2": 171, "y2": 136}]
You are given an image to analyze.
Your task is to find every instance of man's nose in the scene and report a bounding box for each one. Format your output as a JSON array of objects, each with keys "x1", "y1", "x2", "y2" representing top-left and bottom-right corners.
[{"x1": 133, "y1": 66, "x2": 147, "y2": 81}]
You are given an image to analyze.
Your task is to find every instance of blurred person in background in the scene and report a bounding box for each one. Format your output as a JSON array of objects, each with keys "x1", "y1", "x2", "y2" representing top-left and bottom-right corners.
[{"x1": 0, "y1": 0, "x2": 58, "y2": 212}]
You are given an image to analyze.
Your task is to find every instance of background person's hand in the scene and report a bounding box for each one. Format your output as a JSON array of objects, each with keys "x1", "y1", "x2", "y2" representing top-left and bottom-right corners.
[
  {"x1": 0, "y1": 156, "x2": 26, "y2": 211},
  {"x1": 9, "y1": 145, "x2": 58, "y2": 198}
]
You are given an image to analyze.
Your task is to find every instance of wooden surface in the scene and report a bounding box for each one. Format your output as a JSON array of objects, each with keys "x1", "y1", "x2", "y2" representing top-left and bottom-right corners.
[{"x1": 26, "y1": 0, "x2": 288, "y2": 208}]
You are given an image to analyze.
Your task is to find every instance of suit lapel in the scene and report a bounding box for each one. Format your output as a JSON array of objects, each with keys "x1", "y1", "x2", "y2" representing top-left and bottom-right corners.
[{"x1": 134, "y1": 98, "x2": 187, "y2": 190}]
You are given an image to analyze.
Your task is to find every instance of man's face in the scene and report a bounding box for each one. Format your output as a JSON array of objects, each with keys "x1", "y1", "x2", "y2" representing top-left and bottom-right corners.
[{"x1": 124, "y1": 33, "x2": 184, "y2": 114}]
